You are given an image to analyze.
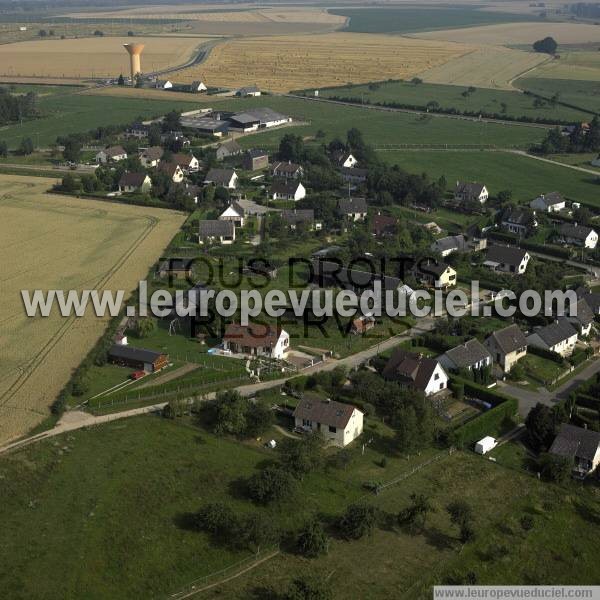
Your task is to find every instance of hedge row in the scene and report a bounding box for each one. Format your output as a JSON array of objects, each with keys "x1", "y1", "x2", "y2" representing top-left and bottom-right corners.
[
  {"x1": 528, "y1": 344, "x2": 565, "y2": 365},
  {"x1": 575, "y1": 393, "x2": 600, "y2": 410}
]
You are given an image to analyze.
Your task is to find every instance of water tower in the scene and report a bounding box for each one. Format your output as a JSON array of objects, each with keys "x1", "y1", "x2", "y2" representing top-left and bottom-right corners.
[{"x1": 123, "y1": 43, "x2": 144, "y2": 83}]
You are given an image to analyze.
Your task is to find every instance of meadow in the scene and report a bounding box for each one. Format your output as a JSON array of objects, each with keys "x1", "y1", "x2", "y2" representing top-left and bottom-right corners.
[
  {"x1": 329, "y1": 7, "x2": 539, "y2": 34},
  {"x1": 1, "y1": 414, "x2": 597, "y2": 598},
  {"x1": 177, "y1": 33, "x2": 470, "y2": 93},
  {"x1": 516, "y1": 76, "x2": 600, "y2": 115},
  {"x1": 521, "y1": 50, "x2": 600, "y2": 82},
  {"x1": 0, "y1": 175, "x2": 185, "y2": 443},
  {"x1": 378, "y1": 149, "x2": 600, "y2": 206},
  {"x1": 317, "y1": 79, "x2": 590, "y2": 122}
]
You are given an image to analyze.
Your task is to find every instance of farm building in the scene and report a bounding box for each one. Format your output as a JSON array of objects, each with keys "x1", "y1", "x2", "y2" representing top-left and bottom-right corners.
[
  {"x1": 293, "y1": 396, "x2": 364, "y2": 447},
  {"x1": 107, "y1": 345, "x2": 168, "y2": 373},
  {"x1": 229, "y1": 108, "x2": 289, "y2": 131},
  {"x1": 222, "y1": 322, "x2": 289, "y2": 360},
  {"x1": 181, "y1": 116, "x2": 230, "y2": 137}
]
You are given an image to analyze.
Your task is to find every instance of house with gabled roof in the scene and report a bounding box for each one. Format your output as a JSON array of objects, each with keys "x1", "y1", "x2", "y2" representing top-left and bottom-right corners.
[
  {"x1": 172, "y1": 152, "x2": 200, "y2": 173},
  {"x1": 338, "y1": 197, "x2": 368, "y2": 222},
  {"x1": 576, "y1": 286, "x2": 600, "y2": 316},
  {"x1": 204, "y1": 168, "x2": 238, "y2": 189},
  {"x1": 216, "y1": 140, "x2": 242, "y2": 160},
  {"x1": 558, "y1": 223, "x2": 598, "y2": 249},
  {"x1": 157, "y1": 161, "x2": 184, "y2": 183},
  {"x1": 430, "y1": 235, "x2": 467, "y2": 257},
  {"x1": 198, "y1": 220, "x2": 235, "y2": 244},
  {"x1": 484, "y1": 324, "x2": 527, "y2": 373},
  {"x1": 439, "y1": 339, "x2": 493, "y2": 373},
  {"x1": 96, "y1": 145, "x2": 127, "y2": 164},
  {"x1": 219, "y1": 202, "x2": 245, "y2": 227},
  {"x1": 270, "y1": 180, "x2": 306, "y2": 201},
  {"x1": 527, "y1": 318, "x2": 578, "y2": 357},
  {"x1": 242, "y1": 148, "x2": 269, "y2": 171},
  {"x1": 222, "y1": 322, "x2": 289, "y2": 359},
  {"x1": 189, "y1": 80, "x2": 207, "y2": 93},
  {"x1": 371, "y1": 214, "x2": 398, "y2": 237},
  {"x1": 530, "y1": 191, "x2": 566, "y2": 213},
  {"x1": 334, "y1": 152, "x2": 358, "y2": 168},
  {"x1": 271, "y1": 161, "x2": 303, "y2": 179},
  {"x1": 140, "y1": 146, "x2": 164, "y2": 168},
  {"x1": 412, "y1": 260, "x2": 456, "y2": 290},
  {"x1": 454, "y1": 181, "x2": 488, "y2": 204},
  {"x1": 382, "y1": 349, "x2": 449, "y2": 396},
  {"x1": 294, "y1": 396, "x2": 363, "y2": 447},
  {"x1": 340, "y1": 166, "x2": 368, "y2": 184},
  {"x1": 484, "y1": 245, "x2": 530, "y2": 274},
  {"x1": 550, "y1": 423, "x2": 600, "y2": 479},
  {"x1": 236, "y1": 85, "x2": 261, "y2": 97},
  {"x1": 281, "y1": 209, "x2": 319, "y2": 230},
  {"x1": 501, "y1": 207, "x2": 537, "y2": 236},
  {"x1": 569, "y1": 298, "x2": 595, "y2": 336},
  {"x1": 118, "y1": 172, "x2": 152, "y2": 193}
]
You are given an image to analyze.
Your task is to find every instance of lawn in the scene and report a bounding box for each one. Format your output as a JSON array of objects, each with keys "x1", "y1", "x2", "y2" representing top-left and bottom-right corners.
[
  {"x1": 317, "y1": 80, "x2": 589, "y2": 123},
  {"x1": 329, "y1": 7, "x2": 539, "y2": 34},
  {"x1": 520, "y1": 354, "x2": 567, "y2": 388},
  {"x1": 378, "y1": 149, "x2": 600, "y2": 207}
]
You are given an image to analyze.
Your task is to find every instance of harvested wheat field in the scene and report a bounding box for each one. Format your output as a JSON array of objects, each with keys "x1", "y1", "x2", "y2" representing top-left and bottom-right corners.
[
  {"x1": 412, "y1": 22, "x2": 600, "y2": 45},
  {"x1": 417, "y1": 45, "x2": 548, "y2": 89},
  {"x1": 0, "y1": 36, "x2": 209, "y2": 79},
  {"x1": 176, "y1": 33, "x2": 471, "y2": 92},
  {"x1": 0, "y1": 176, "x2": 185, "y2": 443}
]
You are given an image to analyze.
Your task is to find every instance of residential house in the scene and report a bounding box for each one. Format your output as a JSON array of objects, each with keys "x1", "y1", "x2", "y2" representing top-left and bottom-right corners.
[
  {"x1": 484, "y1": 246, "x2": 530, "y2": 274},
  {"x1": 576, "y1": 286, "x2": 600, "y2": 316},
  {"x1": 439, "y1": 339, "x2": 493, "y2": 373},
  {"x1": 351, "y1": 314, "x2": 375, "y2": 335},
  {"x1": 270, "y1": 180, "x2": 306, "y2": 201},
  {"x1": 338, "y1": 197, "x2": 368, "y2": 222},
  {"x1": 530, "y1": 191, "x2": 566, "y2": 213},
  {"x1": 118, "y1": 172, "x2": 152, "y2": 193},
  {"x1": 335, "y1": 152, "x2": 358, "y2": 168},
  {"x1": 219, "y1": 202, "x2": 245, "y2": 227},
  {"x1": 527, "y1": 318, "x2": 578, "y2": 357},
  {"x1": 294, "y1": 396, "x2": 363, "y2": 447},
  {"x1": 172, "y1": 152, "x2": 200, "y2": 173},
  {"x1": 236, "y1": 85, "x2": 261, "y2": 97},
  {"x1": 95, "y1": 145, "x2": 127, "y2": 164},
  {"x1": 382, "y1": 349, "x2": 449, "y2": 396},
  {"x1": 177, "y1": 182, "x2": 201, "y2": 204},
  {"x1": 281, "y1": 209, "x2": 320, "y2": 230},
  {"x1": 424, "y1": 222, "x2": 442, "y2": 235},
  {"x1": 454, "y1": 181, "x2": 489, "y2": 205},
  {"x1": 126, "y1": 122, "x2": 150, "y2": 139},
  {"x1": 222, "y1": 322, "x2": 289, "y2": 359},
  {"x1": 189, "y1": 80, "x2": 207, "y2": 93},
  {"x1": 370, "y1": 214, "x2": 398, "y2": 237},
  {"x1": 271, "y1": 161, "x2": 303, "y2": 179},
  {"x1": 558, "y1": 223, "x2": 598, "y2": 249},
  {"x1": 430, "y1": 235, "x2": 467, "y2": 257},
  {"x1": 216, "y1": 140, "x2": 242, "y2": 160},
  {"x1": 139, "y1": 146, "x2": 164, "y2": 168},
  {"x1": 204, "y1": 168, "x2": 238, "y2": 189},
  {"x1": 157, "y1": 258, "x2": 193, "y2": 280},
  {"x1": 157, "y1": 161, "x2": 184, "y2": 183},
  {"x1": 412, "y1": 260, "x2": 457, "y2": 290},
  {"x1": 340, "y1": 166, "x2": 368, "y2": 184},
  {"x1": 242, "y1": 149, "x2": 269, "y2": 171},
  {"x1": 569, "y1": 298, "x2": 595, "y2": 336},
  {"x1": 484, "y1": 324, "x2": 527, "y2": 373},
  {"x1": 549, "y1": 423, "x2": 600, "y2": 479},
  {"x1": 501, "y1": 207, "x2": 537, "y2": 236},
  {"x1": 198, "y1": 220, "x2": 236, "y2": 245},
  {"x1": 107, "y1": 345, "x2": 168, "y2": 373},
  {"x1": 155, "y1": 79, "x2": 173, "y2": 89}
]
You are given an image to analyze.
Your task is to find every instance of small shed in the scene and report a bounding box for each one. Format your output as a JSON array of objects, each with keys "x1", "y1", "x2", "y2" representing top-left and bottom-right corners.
[{"x1": 474, "y1": 436, "x2": 497, "y2": 455}]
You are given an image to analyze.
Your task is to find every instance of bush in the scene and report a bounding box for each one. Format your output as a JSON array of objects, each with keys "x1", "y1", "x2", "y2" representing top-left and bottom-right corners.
[
  {"x1": 278, "y1": 433, "x2": 324, "y2": 477},
  {"x1": 520, "y1": 515, "x2": 534, "y2": 531},
  {"x1": 246, "y1": 467, "x2": 296, "y2": 504},
  {"x1": 538, "y1": 453, "x2": 572, "y2": 483},
  {"x1": 296, "y1": 519, "x2": 329, "y2": 558},
  {"x1": 337, "y1": 503, "x2": 377, "y2": 540},
  {"x1": 195, "y1": 502, "x2": 240, "y2": 542}
]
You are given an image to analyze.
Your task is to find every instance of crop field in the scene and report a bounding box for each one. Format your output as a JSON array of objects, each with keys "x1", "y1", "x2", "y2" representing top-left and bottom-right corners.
[
  {"x1": 1, "y1": 415, "x2": 597, "y2": 598},
  {"x1": 413, "y1": 22, "x2": 600, "y2": 45},
  {"x1": 516, "y1": 76, "x2": 600, "y2": 114},
  {"x1": 0, "y1": 36, "x2": 209, "y2": 79},
  {"x1": 0, "y1": 176, "x2": 185, "y2": 443},
  {"x1": 177, "y1": 33, "x2": 471, "y2": 92},
  {"x1": 522, "y1": 50, "x2": 600, "y2": 82},
  {"x1": 378, "y1": 149, "x2": 600, "y2": 207},
  {"x1": 317, "y1": 79, "x2": 590, "y2": 122},
  {"x1": 417, "y1": 45, "x2": 547, "y2": 89},
  {"x1": 329, "y1": 7, "x2": 539, "y2": 34}
]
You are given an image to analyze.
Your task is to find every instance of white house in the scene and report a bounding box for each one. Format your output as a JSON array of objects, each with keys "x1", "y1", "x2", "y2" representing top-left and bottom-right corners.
[
  {"x1": 118, "y1": 172, "x2": 152, "y2": 193},
  {"x1": 139, "y1": 146, "x2": 164, "y2": 168},
  {"x1": 198, "y1": 220, "x2": 236, "y2": 245},
  {"x1": 236, "y1": 85, "x2": 261, "y2": 97},
  {"x1": 96, "y1": 145, "x2": 127, "y2": 164},
  {"x1": 430, "y1": 235, "x2": 467, "y2": 257},
  {"x1": 270, "y1": 180, "x2": 306, "y2": 201},
  {"x1": 454, "y1": 181, "x2": 488, "y2": 204},
  {"x1": 550, "y1": 424, "x2": 600, "y2": 479},
  {"x1": 382, "y1": 349, "x2": 449, "y2": 396},
  {"x1": 484, "y1": 324, "x2": 527, "y2": 373},
  {"x1": 484, "y1": 246, "x2": 530, "y2": 275},
  {"x1": 158, "y1": 162, "x2": 184, "y2": 183},
  {"x1": 439, "y1": 339, "x2": 493, "y2": 373},
  {"x1": 558, "y1": 223, "x2": 598, "y2": 249},
  {"x1": 336, "y1": 152, "x2": 358, "y2": 168},
  {"x1": 294, "y1": 396, "x2": 364, "y2": 448},
  {"x1": 173, "y1": 152, "x2": 200, "y2": 173},
  {"x1": 219, "y1": 202, "x2": 245, "y2": 227},
  {"x1": 204, "y1": 168, "x2": 238, "y2": 189},
  {"x1": 527, "y1": 318, "x2": 578, "y2": 357},
  {"x1": 530, "y1": 192, "x2": 566, "y2": 213},
  {"x1": 190, "y1": 81, "x2": 207, "y2": 93},
  {"x1": 338, "y1": 197, "x2": 368, "y2": 222},
  {"x1": 222, "y1": 322, "x2": 289, "y2": 359},
  {"x1": 155, "y1": 80, "x2": 173, "y2": 90}
]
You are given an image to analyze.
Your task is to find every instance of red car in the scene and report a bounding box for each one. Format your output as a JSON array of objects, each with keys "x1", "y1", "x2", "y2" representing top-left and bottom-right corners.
[{"x1": 130, "y1": 370, "x2": 146, "y2": 380}]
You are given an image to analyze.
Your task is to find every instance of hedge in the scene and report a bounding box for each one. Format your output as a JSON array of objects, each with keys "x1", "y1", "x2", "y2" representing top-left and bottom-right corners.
[
  {"x1": 454, "y1": 377, "x2": 515, "y2": 408},
  {"x1": 528, "y1": 345, "x2": 565, "y2": 365},
  {"x1": 575, "y1": 393, "x2": 600, "y2": 410}
]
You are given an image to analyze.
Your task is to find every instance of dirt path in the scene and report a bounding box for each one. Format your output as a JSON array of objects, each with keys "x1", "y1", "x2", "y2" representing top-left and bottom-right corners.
[{"x1": 136, "y1": 362, "x2": 200, "y2": 389}]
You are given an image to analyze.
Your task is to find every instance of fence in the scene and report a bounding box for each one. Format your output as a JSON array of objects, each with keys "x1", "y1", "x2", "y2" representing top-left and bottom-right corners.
[{"x1": 375, "y1": 451, "x2": 448, "y2": 494}]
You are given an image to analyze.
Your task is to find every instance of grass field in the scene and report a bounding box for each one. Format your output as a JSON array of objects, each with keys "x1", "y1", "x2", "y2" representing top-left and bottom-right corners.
[
  {"x1": 0, "y1": 36, "x2": 209, "y2": 79},
  {"x1": 378, "y1": 149, "x2": 600, "y2": 206},
  {"x1": 413, "y1": 21, "x2": 600, "y2": 45},
  {"x1": 329, "y1": 7, "x2": 539, "y2": 34},
  {"x1": 1, "y1": 415, "x2": 597, "y2": 598},
  {"x1": 177, "y1": 33, "x2": 470, "y2": 93},
  {"x1": 0, "y1": 175, "x2": 185, "y2": 443},
  {"x1": 522, "y1": 51, "x2": 600, "y2": 82},
  {"x1": 318, "y1": 79, "x2": 589, "y2": 122},
  {"x1": 517, "y1": 75, "x2": 600, "y2": 114},
  {"x1": 417, "y1": 45, "x2": 547, "y2": 89}
]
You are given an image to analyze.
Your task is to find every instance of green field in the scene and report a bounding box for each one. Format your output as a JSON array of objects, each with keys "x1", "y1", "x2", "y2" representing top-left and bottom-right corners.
[
  {"x1": 329, "y1": 7, "x2": 539, "y2": 34},
  {"x1": 517, "y1": 76, "x2": 600, "y2": 115},
  {"x1": 2, "y1": 415, "x2": 597, "y2": 599},
  {"x1": 379, "y1": 149, "x2": 600, "y2": 206},
  {"x1": 317, "y1": 80, "x2": 590, "y2": 123}
]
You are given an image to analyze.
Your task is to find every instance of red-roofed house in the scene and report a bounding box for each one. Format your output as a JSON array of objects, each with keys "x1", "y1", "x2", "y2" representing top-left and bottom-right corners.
[{"x1": 222, "y1": 323, "x2": 290, "y2": 360}]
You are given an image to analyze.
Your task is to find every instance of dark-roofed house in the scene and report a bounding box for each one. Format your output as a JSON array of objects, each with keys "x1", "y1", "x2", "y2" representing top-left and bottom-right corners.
[
  {"x1": 126, "y1": 122, "x2": 150, "y2": 138},
  {"x1": 484, "y1": 245, "x2": 530, "y2": 274},
  {"x1": 430, "y1": 235, "x2": 467, "y2": 257},
  {"x1": 157, "y1": 258, "x2": 193, "y2": 280},
  {"x1": 198, "y1": 220, "x2": 236, "y2": 245},
  {"x1": 108, "y1": 344, "x2": 168, "y2": 373},
  {"x1": 157, "y1": 161, "x2": 184, "y2": 183},
  {"x1": 219, "y1": 202, "x2": 245, "y2": 227},
  {"x1": 412, "y1": 260, "x2": 457, "y2": 290},
  {"x1": 454, "y1": 181, "x2": 488, "y2": 204},
  {"x1": 577, "y1": 286, "x2": 600, "y2": 316},
  {"x1": 236, "y1": 85, "x2": 261, "y2": 97},
  {"x1": 550, "y1": 423, "x2": 600, "y2": 478},
  {"x1": 569, "y1": 298, "x2": 595, "y2": 336},
  {"x1": 527, "y1": 318, "x2": 578, "y2": 357},
  {"x1": 340, "y1": 166, "x2": 368, "y2": 184},
  {"x1": 271, "y1": 161, "x2": 303, "y2": 179},
  {"x1": 223, "y1": 322, "x2": 289, "y2": 359},
  {"x1": 281, "y1": 209, "x2": 319, "y2": 231},
  {"x1": 118, "y1": 172, "x2": 152, "y2": 193},
  {"x1": 501, "y1": 207, "x2": 537, "y2": 236},
  {"x1": 334, "y1": 152, "x2": 358, "y2": 168},
  {"x1": 338, "y1": 197, "x2": 368, "y2": 221},
  {"x1": 530, "y1": 191, "x2": 566, "y2": 213},
  {"x1": 371, "y1": 214, "x2": 398, "y2": 237},
  {"x1": 189, "y1": 80, "x2": 207, "y2": 93},
  {"x1": 270, "y1": 180, "x2": 306, "y2": 201},
  {"x1": 558, "y1": 223, "x2": 598, "y2": 249},
  {"x1": 216, "y1": 140, "x2": 242, "y2": 160},
  {"x1": 484, "y1": 324, "x2": 527, "y2": 373},
  {"x1": 95, "y1": 145, "x2": 127, "y2": 164},
  {"x1": 204, "y1": 168, "x2": 238, "y2": 189},
  {"x1": 173, "y1": 152, "x2": 200, "y2": 173},
  {"x1": 439, "y1": 339, "x2": 493, "y2": 373},
  {"x1": 382, "y1": 349, "x2": 449, "y2": 396},
  {"x1": 140, "y1": 146, "x2": 164, "y2": 168},
  {"x1": 294, "y1": 396, "x2": 364, "y2": 447},
  {"x1": 242, "y1": 149, "x2": 269, "y2": 171}
]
